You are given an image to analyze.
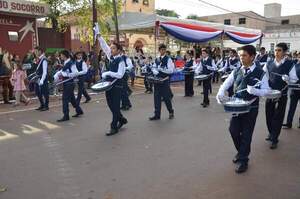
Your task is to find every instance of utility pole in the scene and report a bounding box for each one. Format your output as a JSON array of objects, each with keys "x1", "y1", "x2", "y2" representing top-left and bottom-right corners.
[
  {"x1": 92, "y1": 0, "x2": 97, "y2": 44},
  {"x1": 112, "y1": 0, "x2": 120, "y2": 43}
]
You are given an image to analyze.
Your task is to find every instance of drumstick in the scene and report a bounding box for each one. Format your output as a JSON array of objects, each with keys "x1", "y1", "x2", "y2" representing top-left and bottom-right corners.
[{"x1": 236, "y1": 81, "x2": 261, "y2": 94}]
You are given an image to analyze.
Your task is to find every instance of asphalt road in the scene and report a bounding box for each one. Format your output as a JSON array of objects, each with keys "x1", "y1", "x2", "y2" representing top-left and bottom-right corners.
[{"x1": 0, "y1": 84, "x2": 300, "y2": 199}]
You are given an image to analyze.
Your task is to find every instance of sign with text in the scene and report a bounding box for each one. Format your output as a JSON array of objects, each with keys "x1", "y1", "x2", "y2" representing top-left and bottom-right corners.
[{"x1": 0, "y1": 0, "x2": 49, "y2": 17}]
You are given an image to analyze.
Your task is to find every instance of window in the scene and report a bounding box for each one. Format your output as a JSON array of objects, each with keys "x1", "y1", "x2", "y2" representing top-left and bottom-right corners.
[
  {"x1": 239, "y1": 18, "x2": 246, "y2": 25},
  {"x1": 8, "y1": 31, "x2": 18, "y2": 41},
  {"x1": 132, "y1": 0, "x2": 139, "y2": 3},
  {"x1": 270, "y1": 43, "x2": 275, "y2": 52},
  {"x1": 143, "y1": 0, "x2": 149, "y2": 6},
  {"x1": 287, "y1": 43, "x2": 291, "y2": 51},
  {"x1": 281, "y1": 19, "x2": 289, "y2": 25},
  {"x1": 224, "y1": 19, "x2": 231, "y2": 25}
]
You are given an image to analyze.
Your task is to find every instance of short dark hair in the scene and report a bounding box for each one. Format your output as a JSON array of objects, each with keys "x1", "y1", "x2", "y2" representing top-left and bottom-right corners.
[
  {"x1": 260, "y1": 47, "x2": 266, "y2": 51},
  {"x1": 158, "y1": 44, "x2": 167, "y2": 50},
  {"x1": 201, "y1": 49, "x2": 208, "y2": 54},
  {"x1": 240, "y1": 45, "x2": 256, "y2": 57},
  {"x1": 60, "y1": 50, "x2": 71, "y2": 59},
  {"x1": 34, "y1": 46, "x2": 45, "y2": 53},
  {"x1": 112, "y1": 42, "x2": 123, "y2": 51},
  {"x1": 229, "y1": 49, "x2": 237, "y2": 54},
  {"x1": 276, "y1": 43, "x2": 288, "y2": 52}
]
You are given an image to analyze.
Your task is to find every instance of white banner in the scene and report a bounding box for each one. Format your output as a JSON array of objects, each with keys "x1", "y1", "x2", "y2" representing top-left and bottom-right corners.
[{"x1": 0, "y1": 0, "x2": 49, "y2": 17}]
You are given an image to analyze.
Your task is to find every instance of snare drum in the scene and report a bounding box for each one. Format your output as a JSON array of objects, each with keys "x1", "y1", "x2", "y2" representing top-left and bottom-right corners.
[
  {"x1": 27, "y1": 73, "x2": 40, "y2": 83},
  {"x1": 194, "y1": 74, "x2": 211, "y2": 81},
  {"x1": 22, "y1": 63, "x2": 32, "y2": 70},
  {"x1": 147, "y1": 76, "x2": 169, "y2": 84},
  {"x1": 223, "y1": 98, "x2": 252, "y2": 114},
  {"x1": 182, "y1": 69, "x2": 195, "y2": 75},
  {"x1": 288, "y1": 84, "x2": 300, "y2": 90},
  {"x1": 265, "y1": 90, "x2": 281, "y2": 99},
  {"x1": 91, "y1": 79, "x2": 117, "y2": 92}
]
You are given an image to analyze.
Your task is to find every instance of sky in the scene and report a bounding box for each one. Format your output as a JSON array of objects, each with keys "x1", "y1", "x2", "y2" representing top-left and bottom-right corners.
[{"x1": 155, "y1": 0, "x2": 300, "y2": 18}]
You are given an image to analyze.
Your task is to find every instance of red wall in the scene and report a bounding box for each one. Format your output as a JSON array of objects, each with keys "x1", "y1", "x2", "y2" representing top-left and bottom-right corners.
[{"x1": 0, "y1": 14, "x2": 36, "y2": 59}]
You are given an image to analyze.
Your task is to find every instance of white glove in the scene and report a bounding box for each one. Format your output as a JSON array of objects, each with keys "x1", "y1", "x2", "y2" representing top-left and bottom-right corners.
[
  {"x1": 102, "y1": 71, "x2": 110, "y2": 79},
  {"x1": 38, "y1": 79, "x2": 43, "y2": 86},
  {"x1": 216, "y1": 92, "x2": 225, "y2": 104},
  {"x1": 152, "y1": 68, "x2": 159, "y2": 75},
  {"x1": 69, "y1": 72, "x2": 78, "y2": 78},
  {"x1": 229, "y1": 65, "x2": 236, "y2": 70},
  {"x1": 282, "y1": 74, "x2": 289, "y2": 82},
  {"x1": 246, "y1": 85, "x2": 256, "y2": 95}
]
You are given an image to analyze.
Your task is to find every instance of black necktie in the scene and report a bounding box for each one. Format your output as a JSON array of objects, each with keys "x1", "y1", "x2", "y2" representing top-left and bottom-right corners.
[{"x1": 245, "y1": 68, "x2": 250, "y2": 75}]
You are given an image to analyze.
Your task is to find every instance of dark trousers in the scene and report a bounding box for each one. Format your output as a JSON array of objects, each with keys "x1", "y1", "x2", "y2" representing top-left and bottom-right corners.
[
  {"x1": 202, "y1": 78, "x2": 211, "y2": 104},
  {"x1": 184, "y1": 74, "x2": 194, "y2": 96},
  {"x1": 212, "y1": 71, "x2": 219, "y2": 83},
  {"x1": 286, "y1": 91, "x2": 300, "y2": 125},
  {"x1": 62, "y1": 82, "x2": 83, "y2": 118},
  {"x1": 0, "y1": 76, "x2": 11, "y2": 102},
  {"x1": 154, "y1": 81, "x2": 173, "y2": 117},
  {"x1": 144, "y1": 76, "x2": 153, "y2": 92},
  {"x1": 229, "y1": 108, "x2": 258, "y2": 164},
  {"x1": 265, "y1": 96, "x2": 288, "y2": 143},
  {"x1": 106, "y1": 86, "x2": 125, "y2": 129},
  {"x1": 76, "y1": 78, "x2": 90, "y2": 105},
  {"x1": 121, "y1": 74, "x2": 132, "y2": 107},
  {"x1": 228, "y1": 85, "x2": 234, "y2": 97},
  {"x1": 35, "y1": 81, "x2": 49, "y2": 108}
]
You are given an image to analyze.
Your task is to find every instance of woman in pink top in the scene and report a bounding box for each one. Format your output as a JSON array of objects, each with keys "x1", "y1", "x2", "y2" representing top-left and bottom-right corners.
[{"x1": 10, "y1": 61, "x2": 30, "y2": 106}]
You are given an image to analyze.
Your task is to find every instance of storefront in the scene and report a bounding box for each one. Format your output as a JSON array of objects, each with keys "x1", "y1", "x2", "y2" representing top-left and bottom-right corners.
[{"x1": 0, "y1": 0, "x2": 49, "y2": 58}]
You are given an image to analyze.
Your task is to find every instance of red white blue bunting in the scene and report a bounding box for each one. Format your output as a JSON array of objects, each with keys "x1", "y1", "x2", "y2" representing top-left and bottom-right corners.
[
  {"x1": 225, "y1": 31, "x2": 262, "y2": 44},
  {"x1": 160, "y1": 22, "x2": 223, "y2": 43}
]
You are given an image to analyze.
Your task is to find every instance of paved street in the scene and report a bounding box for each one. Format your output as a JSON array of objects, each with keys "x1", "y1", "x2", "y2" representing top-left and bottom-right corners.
[{"x1": 0, "y1": 84, "x2": 300, "y2": 199}]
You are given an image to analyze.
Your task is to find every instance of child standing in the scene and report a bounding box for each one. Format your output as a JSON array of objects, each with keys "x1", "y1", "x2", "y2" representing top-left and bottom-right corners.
[{"x1": 10, "y1": 61, "x2": 30, "y2": 106}]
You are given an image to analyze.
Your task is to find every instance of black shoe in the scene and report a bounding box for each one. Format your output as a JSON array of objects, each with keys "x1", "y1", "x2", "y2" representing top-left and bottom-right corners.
[
  {"x1": 117, "y1": 118, "x2": 128, "y2": 129},
  {"x1": 36, "y1": 106, "x2": 43, "y2": 111},
  {"x1": 235, "y1": 163, "x2": 248, "y2": 174},
  {"x1": 9, "y1": 97, "x2": 16, "y2": 101},
  {"x1": 4, "y1": 101, "x2": 12, "y2": 104},
  {"x1": 270, "y1": 142, "x2": 278, "y2": 150},
  {"x1": 57, "y1": 117, "x2": 70, "y2": 122},
  {"x1": 202, "y1": 103, "x2": 208, "y2": 108},
  {"x1": 169, "y1": 112, "x2": 174, "y2": 119},
  {"x1": 232, "y1": 154, "x2": 239, "y2": 164},
  {"x1": 149, "y1": 116, "x2": 160, "y2": 121},
  {"x1": 265, "y1": 136, "x2": 272, "y2": 142},
  {"x1": 282, "y1": 123, "x2": 292, "y2": 129},
  {"x1": 40, "y1": 107, "x2": 49, "y2": 111},
  {"x1": 106, "y1": 128, "x2": 119, "y2": 136},
  {"x1": 72, "y1": 112, "x2": 84, "y2": 118},
  {"x1": 84, "y1": 98, "x2": 91, "y2": 103}
]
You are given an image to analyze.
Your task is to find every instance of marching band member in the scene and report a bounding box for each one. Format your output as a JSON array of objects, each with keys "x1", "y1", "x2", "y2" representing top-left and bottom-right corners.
[
  {"x1": 256, "y1": 47, "x2": 268, "y2": 66},
  {"x1": 34, "y1": 46, "x2": 49, "y2": 111},
  {"x1": 75, "y1": 52, "x2": 91, "y2": 105},
  {"x1": 263, "y1": 43, "x2": 294, "y2": 149},
  {"x1": 195, "y1": 49, "x2": 217, "y2": 108},
  {"x1": 184, "y1": 50, "x2": 196, "y2": 97},
  {"x1": 120, "y1": 50, "x2": 133, "y2": 111},
  {"x1": 98, "y1": 35, "x2": 128, "y2": 136},
  {"x1": 56, "y1": 50, "x2": 83, "y2": 122},
  {"x1": 142, "y1": 56, "x2": 154, "y2": 93},
  {"x1": 149, "y1": 44, "x2": 175, "y2": 121},
  {"x1": 217, "y1": 45, "x2": 271, "y2": 173},
  {"x1": 282, "y1": 52, "x2": 300, "y2": 129}
]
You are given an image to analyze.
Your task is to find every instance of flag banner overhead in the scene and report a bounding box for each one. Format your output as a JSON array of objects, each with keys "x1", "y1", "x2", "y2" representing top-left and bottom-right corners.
[
  {"x1": 160, "y1": 22, "x2": 223, "y2": 43},
  {"x1": 225, "y1": 31, "x2": 263, "y2": 44}
]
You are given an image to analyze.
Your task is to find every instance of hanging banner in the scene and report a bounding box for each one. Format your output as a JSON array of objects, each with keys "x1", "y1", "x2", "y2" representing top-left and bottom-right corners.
[
  {"x1": 160, "y1": 22, "x2": 223, "y2": 43},
  {"x1": 225, "y1": 31, "x2": 262, "y2": 44}
]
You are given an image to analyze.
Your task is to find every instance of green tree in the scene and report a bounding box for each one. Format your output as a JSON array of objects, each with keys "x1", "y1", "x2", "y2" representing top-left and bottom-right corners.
[
  {"x1": 186, "y1": 14, "x2": 201, "y2": 20},
  {"x1": 156, "y1": 9, "x2": 180, "y2": 18}
]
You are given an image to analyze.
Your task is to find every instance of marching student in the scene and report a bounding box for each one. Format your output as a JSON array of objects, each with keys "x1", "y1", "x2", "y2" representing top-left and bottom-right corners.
[
  {"x1": 55, "y1": 50, "x2": 83, "y2": 122},
  {"x1": 195, "y1": 49, "x2": 217, "y2": 108},
  {"x1": 263, "y1": 43, "x2": 294, "y2": 149},
  {"x1": 98, "y1": 35, "x2": 128, "y2": 136},
  {"x1": 256, "y1": 47, "x2": 268, "y2": 66},
  {"x1": 142, "y1": 56, "x2": 154, "y2": 93},
  {"x1": 120, "y1": 50, "x2": 133, "y2": 111},
  {"x1": 282, "y1": 52, "x2": 300, "y2": 129},
  {"x1": 183, "y1": 50, "x2": 196, "y2": 97},
  {"x1": 217, "y1": 45, "x2": 271, "y2": 173},
  {"x1": 149, "y1": 44, "x2": 175, "y2": 120},
  {"x1": 75, "y1": 51, "x2": 91, "y2": 105},
  {"x1": 34, "y1": 46, "x2": 49, "y2": 111}
]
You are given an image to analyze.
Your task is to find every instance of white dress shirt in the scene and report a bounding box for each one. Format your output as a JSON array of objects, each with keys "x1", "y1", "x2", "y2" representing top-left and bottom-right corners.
[
  {"x1": 218, "y1": 63, "x2": 271, "y2": 97},
  {"x1": 61, "y1": 58, "x2": 78, "y2": 78},
  {"x1": 195, "y1": 57, "x2": 217, "y2": 74},
  {"x1": 124, "y1": 56, "x2": 134, "y2": 71},
  {"x1": 153, "y1": 55, "x2": 175, "y2": 74},
  {"x1": 98, "y1": 36, "x2": 125, "y2": 79}
]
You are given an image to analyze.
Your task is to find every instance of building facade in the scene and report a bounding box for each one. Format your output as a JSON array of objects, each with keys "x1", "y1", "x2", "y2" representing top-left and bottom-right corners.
[{"x1": 0, "y1": 0, "x2": 49, "y2": 57}]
